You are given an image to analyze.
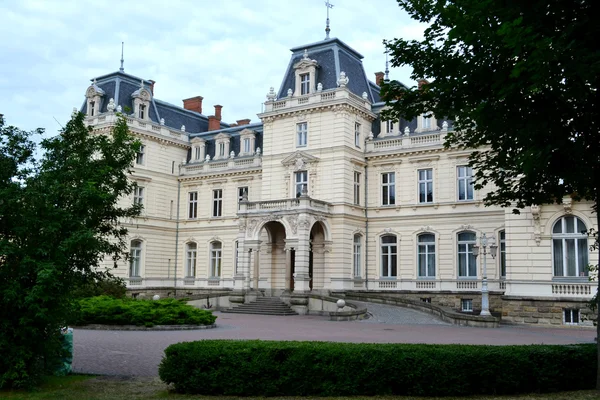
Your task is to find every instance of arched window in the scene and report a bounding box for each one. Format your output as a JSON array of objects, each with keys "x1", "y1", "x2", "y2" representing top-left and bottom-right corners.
[
  {"x1": 353, "y1": 234, "x2": 362, "y2": 278},
  {"x1": 129, "y1": 240, "x2": 142, "y2": 277},
  {"x1": 380, "y1": 235, "x2": 397, "y2": 278},
  {"x1": 553, "y1": 216, "x2": 588, "y2": 277},
  {"x1": 457, "y1": 232, "x2": 477, "y2": 277},
  {"x1": 499, "y1": 230, "x2": 506, "y2": 278},
  {"x1": 418, "y1": 233, "x2": 436, "y2": 278},
  {"x1": 186, "y1": 243, "x2": 197, "y2": 278},
  {"x1": 210, "y1": 242, "x2": 222, "y2": 278}
]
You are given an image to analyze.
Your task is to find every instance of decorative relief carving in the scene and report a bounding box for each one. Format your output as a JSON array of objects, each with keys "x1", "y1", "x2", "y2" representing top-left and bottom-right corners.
[
  {"x1": 459, "y1": 224, "x2": 473, "y2": 231},
  {"x1": 563, "y1": 197, "x2": 573, "y2": 214},
  {"x1": 287, "y1": 215, "x2": 298, "y2": 234},
  {"x1": 531, "y1": 204, "x2": 542, "y2": 245},
  {"x1": 238, "y1": 219, "x2": 247, "y2": 232}
]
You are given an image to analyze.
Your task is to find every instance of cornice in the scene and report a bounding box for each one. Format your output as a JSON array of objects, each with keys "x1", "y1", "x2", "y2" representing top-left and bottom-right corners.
[
  {"x1": 260, "y1": 102, "x2": 376, "y2": 123},
  {"x1": 178, "y1": 168, "x2": 262, "y2": 183}
]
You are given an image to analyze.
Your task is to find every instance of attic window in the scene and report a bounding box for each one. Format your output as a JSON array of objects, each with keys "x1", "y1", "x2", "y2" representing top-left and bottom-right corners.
[
  {"x1": 139, "y1": 104, "x2": 146, "y2": 119},
  {"x1": 89, "y1": 101, "x2": 95, "y2": 117},
  {"x1": 300, "y1": 73, "x2": 310, "y2": 95}
]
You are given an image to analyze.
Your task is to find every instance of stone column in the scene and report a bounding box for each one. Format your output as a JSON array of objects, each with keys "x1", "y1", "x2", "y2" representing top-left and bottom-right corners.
[
  {"x1": 284, "y1": 247, "x2": 292, "y2": 291},
  {"x1": 293, "y1": 215, "x2": 312, "y2": 293},
  {"x1": 253, "y1": 247, "x2": 260, "y2": 290}
]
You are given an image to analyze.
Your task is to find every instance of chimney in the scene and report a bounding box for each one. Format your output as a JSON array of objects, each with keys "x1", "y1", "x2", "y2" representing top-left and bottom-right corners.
[
  {"x1": 214, "y1": 105, "x2": 223, "y2": 121},
  {"x1": 208, "y1": 116, "x2": 220, "y2": 131},
  {"x1": 375, "y1": 72, "x2": 384, "y2": 86},
  {"x1": 182, "y1": 96, "x2": 204, "y2": 114},
  {"x1": 236, "y1": 119, "x2": 251, "y2": 126},
  {"x1": 148, "y1": 80, "x2": 155, "y2": 95},
  {"x1": 418, "y1": 79, "x2": 430, "y2": 90}
]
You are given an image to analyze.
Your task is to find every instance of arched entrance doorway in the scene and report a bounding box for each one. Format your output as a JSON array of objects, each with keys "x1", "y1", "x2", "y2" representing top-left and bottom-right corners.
[
  {"x1": 309, "y1": 221, "x2": 327, "y2": 290},
  {"x1": 255, "y1": 221, "x2": 287, "y2": 293}
]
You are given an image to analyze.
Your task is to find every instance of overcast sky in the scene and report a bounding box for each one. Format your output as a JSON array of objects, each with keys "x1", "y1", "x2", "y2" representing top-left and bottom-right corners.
[{"x1": 0, "y1": 0, "x2": 425, "y2": 138}]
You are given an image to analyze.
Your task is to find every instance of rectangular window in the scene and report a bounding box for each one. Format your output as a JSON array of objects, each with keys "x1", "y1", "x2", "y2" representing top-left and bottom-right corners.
[
  {"x1": 564, "y1": 309, "x2": 580, "y2": 325},
  {"x1": 417, "y1": 234, "x2": 436, "y2": 277},
  {"x1": 418, "y1": 169, "x2": 434, "y2": 203},
  {"x1": 381, "y1": 236, "x2": 397, "y2": 277},
  {"x1": 300, "y1": 73, "x2": 310, "y2": 95},
  {"x1": 188, "y1": 191, "x2": 198, "y2": 219},
  {"x1": 195, "y1": 147, "x2": 201, "y2": 161},
  {"x1": 136, "y1": 144, "x2": 145, "y2": 165},
  {"x1": 297, "y1": 122, "x2": 307, "y2": 147},
  {"x1": 238, "y1": 186, "x2": 248, "y2": 209},
  {"x1": 186, "y1": 245, "x2": 197, "y2": 277},
  {"x1": 381, "y1": 172, "x2": 396, "y2": 206},
  {"x1": 458, "y1": 233, "x2": 477, "y2": 277},
  {"x1": 211, "y1": 244, "x2": 222, "y2": 277},
  {"x1": 212, "y1": 189, "x2": 223, "y2": 217},
  {"x1": 461, "y1": 299, "x2": 473, "y2": 312},
  {"x1": 386, "y1": 120, "x2": 394, "y2": 134},
  {"x1": 457, "y1": 166, "x2": 474, "y2": 201},
  {"x1": 219, "y1": 143, "x2": 225, "y2": 157},
  {"x1": 89, "y1": 101, "x2": 95, "y2": 117},
  {"x1": 422, "y1": 114, "x2": 431, "y2": 130},
  {"x1": 133, "y1": 186, "x2": 144, "y2": 206},
  {"x1": 355, "y1": 122, "x2": 361, "y2": 147},
  {"x1": 139, "y1": 104, "x2": 146, "y2": 119},
  {"x1": 353, "y1": 172, "x2": 361, "y2": 205},
  {"x1": 353, "y1": 235, "x2": 361, "y2": 277},
  {"x1": 295, "y1": 171, "x2": 308, "y2": 197},
  {"x1": 500, "y1": 230, "x2": 506, "y2": 278},
  {"x1": 243, "y1": 138, "x2": 251, "y2": 154}
]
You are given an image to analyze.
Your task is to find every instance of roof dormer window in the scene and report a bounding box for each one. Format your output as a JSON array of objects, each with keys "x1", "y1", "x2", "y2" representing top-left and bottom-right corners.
[
  {"x1": 300, "y1": 73, "x2": 310, "y2": 95},
  {"x1": 139, "y1": 104, "x2": 146, "y2": 120},
  {"x1": 89, "y1": 101, "x2": 95, "y2": 117}
]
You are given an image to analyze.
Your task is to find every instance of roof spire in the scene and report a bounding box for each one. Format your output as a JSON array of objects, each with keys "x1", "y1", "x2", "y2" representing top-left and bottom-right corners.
[
  {"x1": 324, "y1": 0, "x2": 334, "y2": 39},
  {"x1": 384, "y1": 50, "x2": 390, "y2": 82},
  {"x1": 119, "y1": 42, "x2": 124, "y2": 72}
]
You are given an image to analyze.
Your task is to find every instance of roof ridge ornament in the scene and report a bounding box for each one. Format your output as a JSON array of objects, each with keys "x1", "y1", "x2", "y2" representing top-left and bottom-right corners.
[
  {"x1": 303, "y1": 49, "x2": 309, "y2": 60},
  {"x1": 324, "y1": 0, "x2": 334, "y2": 40},
  {"x1": 120, "y1": 42, "x2": 125, "y2": 72}
]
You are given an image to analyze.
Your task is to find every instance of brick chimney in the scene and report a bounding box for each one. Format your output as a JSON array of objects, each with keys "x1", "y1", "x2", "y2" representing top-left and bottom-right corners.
[
  {"x1": 375, "y1": 72, "x2": 384, "y2": 86},
  {"x1": 418, "y1": 79, "x2": 430, "y2": 90},
  {"x1": 208, "y1": 116, "x2": 220, "y2": 131},
  {"x1": 148, "y1": 80, "x2": 155, "y2": 95},
  {"x1": 236, "y1": 119, "x2": 251, "y2": 126},
  {"x1": 214, "y1": 105, "x2": 223, "y2": 121},
  {"x1": 182, "y1": 96, "x2": 204, "y2": 114}
]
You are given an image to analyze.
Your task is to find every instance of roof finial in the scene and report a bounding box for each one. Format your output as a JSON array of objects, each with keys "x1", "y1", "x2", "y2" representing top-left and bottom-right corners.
[
  {"x1": 384, "y1": 50, "x2": 390, "y2": 82},
  {"x1": 324, "y1": 0, "x2": 334, "y2": 39},
  {"x1": 119, "y1": 42, "x2": 124, "y2": 72}
]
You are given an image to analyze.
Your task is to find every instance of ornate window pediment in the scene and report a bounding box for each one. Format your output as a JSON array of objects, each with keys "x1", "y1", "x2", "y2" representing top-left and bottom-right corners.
[{"x1": 281, "y1": 150, "x2": 320, "y2": 169}]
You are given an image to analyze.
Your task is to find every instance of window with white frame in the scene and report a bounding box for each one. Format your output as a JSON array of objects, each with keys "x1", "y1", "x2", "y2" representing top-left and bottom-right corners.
[
  {"x1": 186, "y1": 242, "x2": 197, "y2": 277},
  {"x1": 355, "y1": 122, "x2": 361, "y2": 147},
  {"x1": 238, "y1": 186, "x2": 248, "y2": 209},
  {"x1": 210, "y1": 242, "x2": 222, "y2": 277},
  {"x1": 133, "y1": 186, "x2": 144, "y2": 206},
  {"x1": 385, "y1": 120, "x2": 394, "y2": 134},
  {"x1": 234, "y1": 241, "x2": 240, "y2": 274},
  {"x1": 136, "y1": 144, "x2": 145, "y2": 165},
  {"x1": 243, "y1": 138, "x2": 251, "y2": 154},
  {"x1": 218, "y1": 142, "x2": 225, "y2": 158},
  {"x1": 457, "y1": 166, "x2": 474, "y2": 201},
  {"x1": 380, "y1": 235, "x2": 397, "y2": 278},
  {"x1": 297, "y1": 122, "x2": 307, "y2": 147},
  {"x1": 129, "y1": 240, "x2": 142, "y2": 277},
  {"x1": 381, "y1": 172, "x2": 395, "y2": 206},
  {"x1": 418, "y1": 169, "x2": 434, "y2": 203},
  {"x1": 188, "y1": 191, "x2": 198, "y2": 219},
  {"x1": 295, "y1": 170, "x2": 308, "y2": 197},
  {"x1": 422, "y1": 113, "x2": 431, "y2": 130},
  {"x1": 353, "y1": 234, "x2": 362, "y2": 277},
  {"x1": 418, "y1": 233, "x2": 436, "y2": 278},
  {"x1": 139, "y1": 104, "x2": 146, "y2": 119},
  {"x1": 458, "y1": 232, "x2": 477, "y2": 277},
  {"x1": 212, "y1": 189, "x2": 223, "y2": 217},
  {"x1": 194, "y1": 147, "x2": 201, "y2": 161},
  {"x1": 552, "y1": 216, "x2": 588, "y2": 277},
  {"x1": 461, "y1": 299, "x2": 473, "y2": 312},
  {"x1": 300, "y1": 73, "x2": 310, "y2": 95},
  {"x1": 499, "y1": 230, "x2": 506, "y2": 278},
  {"x1": 353, "y1": 172, "x2": 361, "y2": 205},
  {"x1": 563, "y1": 308, "x2": 580, "y2": 325}
]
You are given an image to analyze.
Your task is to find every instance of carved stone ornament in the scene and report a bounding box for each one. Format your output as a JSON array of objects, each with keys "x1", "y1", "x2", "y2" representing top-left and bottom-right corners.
[
  {"x1": 181, "y1": 125, "x2": 186, "y2": 132},
  {"x1": 294, "y1": 158, "x2": 305, "y2": 171},
  {"x1": 404, "y1": 126, "x2": 410, "y2": 136},
  {"x1": 248, "y1": 219, "x2": 259, "y2": 234},
  {"x1": 303, "y1": 49, "x2": 309, "y2": 60},
  {"x1": 160, "y1": 118, "x2": 165, "y2": 125},
  {"x1": 72, "y1": 107, "x2": 78, "y2": 117},
  {"x1": 317, "y1": 82, "x2": 323, "y2": 92},
  {"x1": 442, "y1": 121, "x2": 448, "y2": 131},
  {"x1": 460, "y1": 224, "x2": 473, "y2": 230},
  {"x1": 287, "y1": 215, "x2": 298, "y2": 235},
  {"x1": 420, "y1": 226, "x2": 433, "y2": 232},
  {"x1": 287, "y1": 88, "x2": 293, "y2": 97},
  {"x1": 238, "y1": 219, "x2": 247, "y2": 232},
  {"x1": 298, "y1": 217, "x2": 310, "y2": 229},
  {"x1": 266, "y1": 87, "x2": 277, "y2": 101},
  {"x1": 230, "y1": 150, "x2": 235, "y2": 159},
  {"x1": 337, "y1": 71, "x2": 349, "y2": 87},
  {"x1": 107, "y1": 98, "x2": 116, "y2": 112},
  {"x1": 256, "y1": 147, "x2": 261, "y2": 156},
  {"x1": 563, "y1": 197, "x2": 573, "y2": 214},
  {"x1": 117, "y1": 105, "x2": 122, "y2": 113},
  {"x1": 362, "y1": 91, "x2": 368, "y2": 100},
  {"x1": 205, "y1": 154, "x2": 211, "y2": 162}
]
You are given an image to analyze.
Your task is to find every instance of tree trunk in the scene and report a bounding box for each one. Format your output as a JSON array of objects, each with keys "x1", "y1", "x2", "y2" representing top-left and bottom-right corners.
[{"x1": 596, "y1": 198, "x2": 600, "y2": 391}]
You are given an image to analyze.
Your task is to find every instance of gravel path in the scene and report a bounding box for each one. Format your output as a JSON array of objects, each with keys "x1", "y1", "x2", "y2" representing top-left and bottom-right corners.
[{"x1": 72, "y1": 303, "x2": 596, "y2": 377}]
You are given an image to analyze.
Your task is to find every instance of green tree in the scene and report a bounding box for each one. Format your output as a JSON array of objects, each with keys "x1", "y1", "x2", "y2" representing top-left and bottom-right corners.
[
  {"x1": 0, "y1": 112, "x2": 140, "y2": 388},
  {"x1": 381, "y1": 0, "x2": 600, "y2": 389}
]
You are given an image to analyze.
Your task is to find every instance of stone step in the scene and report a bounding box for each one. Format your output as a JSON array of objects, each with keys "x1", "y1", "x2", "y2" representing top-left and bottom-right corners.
[{"x1": 222, "y1": 296, "x2": 298, "y2": 316}]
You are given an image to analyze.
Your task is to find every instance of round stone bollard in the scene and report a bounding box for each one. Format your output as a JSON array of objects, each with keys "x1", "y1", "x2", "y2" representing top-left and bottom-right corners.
[
  {"x1": 152, "y1": 295, "x2": 161, "y2": 301},
  {"x1": 336, "y1": 299, "x2": 346, "y2": 310}
]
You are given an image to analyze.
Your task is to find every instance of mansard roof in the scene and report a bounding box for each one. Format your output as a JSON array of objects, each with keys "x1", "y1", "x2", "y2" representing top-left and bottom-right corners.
[
  {"x1": 277, "y1": 37, "x2": 381, "y2": 103},
  {"x1": 80, "y1": 71, "x2": 229, "y2": 133},
  {"x1": 189, "y1": 122, "x2": 264, "y2": 158}
]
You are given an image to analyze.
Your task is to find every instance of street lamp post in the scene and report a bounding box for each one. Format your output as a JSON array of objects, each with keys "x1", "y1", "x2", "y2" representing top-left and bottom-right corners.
[{"x1": 472, "y1": 233, "x2": 498, "y2": 316}]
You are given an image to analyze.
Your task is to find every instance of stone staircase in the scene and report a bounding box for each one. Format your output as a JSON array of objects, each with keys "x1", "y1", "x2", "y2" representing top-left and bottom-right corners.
[{"x1": 222, "y1": 296, "x2": 298, "y2": 316}]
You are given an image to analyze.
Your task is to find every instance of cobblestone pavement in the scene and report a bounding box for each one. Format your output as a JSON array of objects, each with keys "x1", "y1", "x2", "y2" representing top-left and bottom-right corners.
[{"x1": 72, "y1": 303, "x2": 596, "y2": 377}]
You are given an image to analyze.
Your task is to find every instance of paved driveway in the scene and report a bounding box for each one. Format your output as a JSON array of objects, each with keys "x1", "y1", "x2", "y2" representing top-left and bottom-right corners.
[{"x1": 72, "y1": 305, "x2": 596, "y2": 377}]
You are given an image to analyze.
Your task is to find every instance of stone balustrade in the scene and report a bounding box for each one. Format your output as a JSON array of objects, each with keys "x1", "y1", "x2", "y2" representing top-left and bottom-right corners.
[
  {"x1": 367, "y1": 131, "x2": 447, "y2": 154},
  {"x1": 181, "y1": 155, "x2": 261, "y2": 175},
  {"x1": 263, "y1": 87, "x2": 371, "y2": 113},
  {"x1": 87, "y1": 113, "x2": 188, "y2": 142},
  {"x1": 239, "y1": 196, "x2": 331, "y2": 215}
]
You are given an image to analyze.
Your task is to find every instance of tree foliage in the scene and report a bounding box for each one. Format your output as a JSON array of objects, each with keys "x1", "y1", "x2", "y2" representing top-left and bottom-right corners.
[
  {"x1": 0, "y1": 112, "x2": 140, "y2": 388},
  {"x1": 381, "y1": 0, "x2": 600, "y2": 390}
]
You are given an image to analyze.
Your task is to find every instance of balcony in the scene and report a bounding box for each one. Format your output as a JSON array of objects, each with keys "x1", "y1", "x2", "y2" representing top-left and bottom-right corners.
[
  {"x1": 239, "y1": 196, "x2": 331, "y2": 215},
  {"x1": 181, "y1": 155, "x2": 262, "y2": 175},
  {"x1": 261, "y1": 87, "x2": 374, "y2": 115},
  {"x1": 86, "y1": 112, "x2": 190, "y2": 143},
  {"x1": 366, "y1": 129, "x2": 452, "y2": 154}
]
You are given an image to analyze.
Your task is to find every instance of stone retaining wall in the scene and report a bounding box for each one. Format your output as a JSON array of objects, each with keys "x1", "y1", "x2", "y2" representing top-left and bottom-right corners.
[{"x1": 501, "y1": 296, "x2": 596, "y2": 326}]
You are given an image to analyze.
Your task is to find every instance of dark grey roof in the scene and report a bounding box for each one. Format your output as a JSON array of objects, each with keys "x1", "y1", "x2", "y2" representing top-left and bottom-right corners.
[
  {"x1": 277, "y1": 37, "x2": 378, "y2": 102},
  {"x1": 189, "y1": 122, "x2": 264, "y2": 159},
  {"x1": 80, "y1": 71, "x2": 228, "y2": 134}
]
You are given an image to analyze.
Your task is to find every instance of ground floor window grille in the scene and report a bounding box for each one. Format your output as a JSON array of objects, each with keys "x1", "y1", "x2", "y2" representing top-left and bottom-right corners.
[
  {"x1": 563, "y1": 308, "x2": 580, "y2": 325},
  {"x1": 461, "y1": 299, "x2": 473, "y2": 312}
]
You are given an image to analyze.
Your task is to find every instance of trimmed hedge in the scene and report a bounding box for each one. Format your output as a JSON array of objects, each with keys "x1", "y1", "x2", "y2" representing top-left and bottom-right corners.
[
  {"x1": 159, "y1": 340, "x2": 596, "y2": 396},
  {"x1": 75, "y1": 296, "x2": 216, "y2": 327}
]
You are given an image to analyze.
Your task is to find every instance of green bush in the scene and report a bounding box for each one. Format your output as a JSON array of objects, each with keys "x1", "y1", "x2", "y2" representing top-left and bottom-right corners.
[
  {"x1": 75, "y1": 296, "x2": 216, "y2": 326},
  {"x1": 159, "y1": 340, "x2": 596, "y2": 396},
  {"x1": 72, "y1": 275, "x2": 127, "y2": 299}
]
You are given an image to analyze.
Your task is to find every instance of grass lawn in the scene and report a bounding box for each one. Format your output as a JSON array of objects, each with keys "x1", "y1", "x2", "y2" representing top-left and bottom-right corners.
[{"x1": 1, "y1": 375, "x2": 599, "y2": 400}]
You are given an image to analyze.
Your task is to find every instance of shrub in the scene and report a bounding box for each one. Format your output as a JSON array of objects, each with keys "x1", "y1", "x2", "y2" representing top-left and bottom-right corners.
[
  {"x1": 159, "y1": 340, "x2": 596, "y2": 396},
  {"x1": 72, "y1": 275, "x2": 127, "y2": 299},
  {"x1": 75, "y1": 296, "x2": 216, "y2": 326}
]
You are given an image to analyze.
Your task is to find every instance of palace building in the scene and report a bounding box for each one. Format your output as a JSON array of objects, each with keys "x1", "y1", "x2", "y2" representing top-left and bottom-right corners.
[{"x1": 82, "y1": 34, "x2": 597, "y2": 326}]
